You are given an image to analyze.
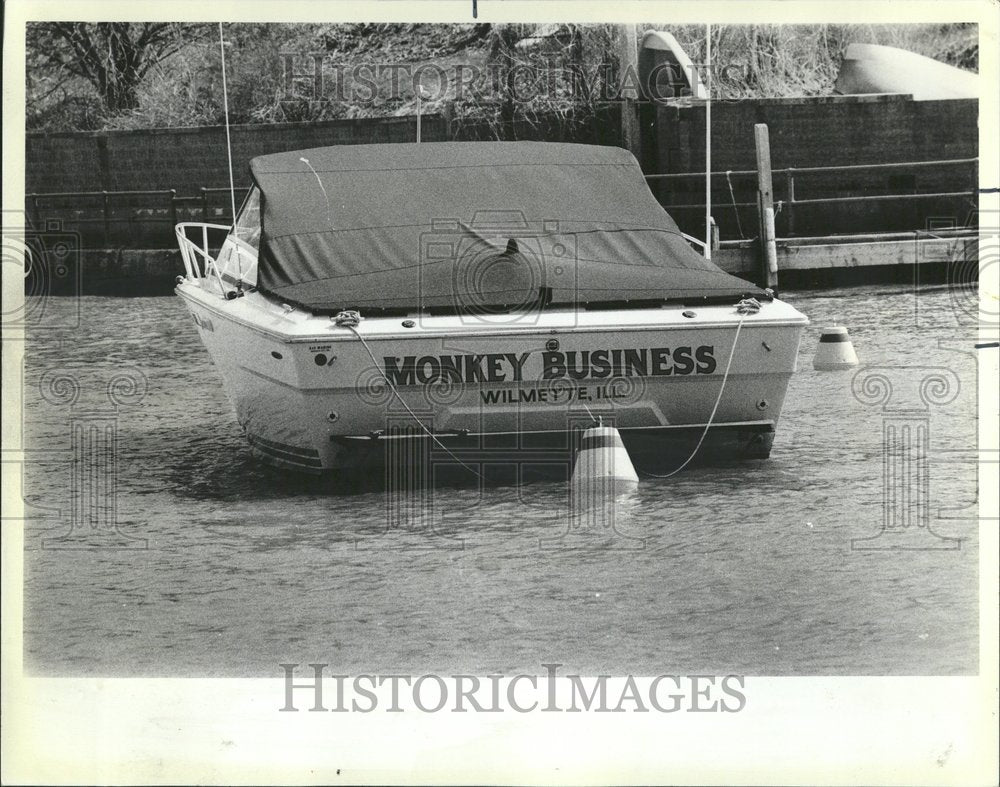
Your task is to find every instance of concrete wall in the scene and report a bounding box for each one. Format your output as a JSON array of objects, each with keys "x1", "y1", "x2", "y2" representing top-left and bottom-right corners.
[
  {"x1": 25, "y1": 95, "x2": 978, "y2": 244},
  {"x1": 657, "y1": 94, "x2": 977, "y2": 172},
  {"x1": 26, "y1": 115, "x2": 449, "y2": 194},
  {"x1": 25, "y1": 109, "x2": 622, "y2": 248},
  {"x1": 654, "y1": 94, "x2": 978, "y2": 238},
  {"x1": 25, "y1": 110, "x2": 622, "y2": 196}
]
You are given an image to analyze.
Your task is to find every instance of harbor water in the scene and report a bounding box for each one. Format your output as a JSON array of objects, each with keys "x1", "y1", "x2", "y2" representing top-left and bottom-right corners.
[{"x1": 21, "y1": 284, "x2": 980, "y2": 676}]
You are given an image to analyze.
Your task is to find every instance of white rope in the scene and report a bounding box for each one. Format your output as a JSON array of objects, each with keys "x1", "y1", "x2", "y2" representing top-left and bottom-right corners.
[
  {"x1": 725, "y1": 169, "x2": 745, "y2": 239},
  {"x1": 299, "y1": 156, "x2": 334, "y2": 228},
  {"x1": 640, "y1": 297, "x2": 760, "y2": 479},
  {"x1": 334, "y1": 298, "x2": 760, "y2": 484},
  {"x1": 335, "y1": 311, "x2": 484, "y2": 478}
]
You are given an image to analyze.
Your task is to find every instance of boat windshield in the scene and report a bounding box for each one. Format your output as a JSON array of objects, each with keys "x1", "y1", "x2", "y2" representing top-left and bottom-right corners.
[
  {"x1": 232, "y1": 187, "x2": 261, "y2": 251},
  {"x1": 214, "y1": 187, "x2": 261, "y2": 285}
]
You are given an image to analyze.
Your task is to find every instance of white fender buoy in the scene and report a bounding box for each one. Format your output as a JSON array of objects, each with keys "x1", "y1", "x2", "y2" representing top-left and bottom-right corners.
[
  {"x1": 571, "y1": 425, "x2": 639, "y2": 496},
  {"x1": 813, "y1": 326, "x2": 859, "y2": 370}
]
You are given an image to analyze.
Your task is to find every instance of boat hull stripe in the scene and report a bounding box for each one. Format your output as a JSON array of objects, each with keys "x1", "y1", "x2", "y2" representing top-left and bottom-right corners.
[
  {"x1": 246, "y1": 434, "x2": 322, "y2": 466},
  {"x1": 580, "y1": 435, "x2": 623, "y2": 450}
]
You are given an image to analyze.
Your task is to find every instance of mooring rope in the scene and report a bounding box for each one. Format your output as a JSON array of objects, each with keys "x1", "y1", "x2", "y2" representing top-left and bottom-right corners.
[
  {"x1": 335, "y1": 310, "x2": 484, "y2": 479},
  {"x1": 725, "y1": 170, "x2": 745, "y2": 239},
  {"x1": 336, "y1": 298, "x2": 761, "y2": 485},
  {"x1": 639, "y1": 297, "x2": 761, "y2": 479}
]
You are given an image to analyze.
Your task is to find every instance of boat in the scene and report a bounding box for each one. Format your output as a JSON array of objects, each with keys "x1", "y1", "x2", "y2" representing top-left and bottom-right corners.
[
  {"x1": 639, "y1": 30, "x2": 707, "y2": 101},
  {"x1": 834, "y1": 43, "x2": 978, "y2": 101},
  {"x1": 174, "y1": 141, "x2": 808, "y2": 476}
]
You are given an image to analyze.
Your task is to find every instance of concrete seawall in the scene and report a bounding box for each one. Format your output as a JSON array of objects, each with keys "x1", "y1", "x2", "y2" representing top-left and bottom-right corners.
[
  {"x1": 41, "y1": 249, "x2": 185, "y2": 296},
  {"x1": 27, "y1": 95, "x2": 977, "y2": 245}
]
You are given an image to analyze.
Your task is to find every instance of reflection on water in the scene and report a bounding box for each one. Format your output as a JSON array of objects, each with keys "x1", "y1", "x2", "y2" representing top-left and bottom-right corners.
[{"x1": 21, "y1": 286, "x2": 979, "y2": 676}]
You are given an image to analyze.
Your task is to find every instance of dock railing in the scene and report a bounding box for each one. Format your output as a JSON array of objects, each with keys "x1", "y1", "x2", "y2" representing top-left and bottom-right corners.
[
  {"x1": 645, "y1": 156, "x2": 979, "y2": 240},
  {"x1": 646, "y1": 151, "x2": 978, "y2": 289},
  {"x1": 26, "y1": 157, "x2": 977, "y2": 255},
  {"x1": 26, "y1": 186, "x2": 251, "y2": 248},
  {"x1": 27, "y1": 189, "x2": 179, "y2": 246}
]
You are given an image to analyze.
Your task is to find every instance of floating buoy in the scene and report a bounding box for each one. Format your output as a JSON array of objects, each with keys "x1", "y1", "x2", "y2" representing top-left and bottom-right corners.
[
  {"x1": 571, "y1": 425, "x2": 639, "y2": 496},
  {"x1": 813, "y1": 326, "x2": 859, "y2": 370}
]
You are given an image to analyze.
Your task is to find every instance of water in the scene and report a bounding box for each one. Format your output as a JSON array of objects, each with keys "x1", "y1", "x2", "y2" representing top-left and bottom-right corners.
[{"x1": 21, "y1": 285, "x2": 980, "y2": 676}]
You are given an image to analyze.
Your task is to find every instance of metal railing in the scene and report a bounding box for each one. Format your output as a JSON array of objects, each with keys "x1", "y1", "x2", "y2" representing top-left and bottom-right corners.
[
  {"x1": 26, "y1": 187, "x2": 251, "y2": 246},
  {"x1": 171, "y1": 187, "x2": 251, "y2": 224},
  {"x1": 27, "y1": 157, "x2": 977, "y2": 248},
  {"x1": 175, "y1": 222, "x2": 257, "y2": 294},
  {"x1": 645, "y1": 157, "x2": 979, "y2": 238},
  {"x1": 27, "y1": 189, "x2": 179, "y2": 237}
]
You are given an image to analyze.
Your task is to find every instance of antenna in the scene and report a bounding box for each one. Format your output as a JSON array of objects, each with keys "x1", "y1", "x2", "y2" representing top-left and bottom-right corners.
[
  {"x1": 704, "y1": 23, "x2": 712, "y2": 261},
  {"x1": 219, "y1": 22, "x2": 242, "y2": 282}
]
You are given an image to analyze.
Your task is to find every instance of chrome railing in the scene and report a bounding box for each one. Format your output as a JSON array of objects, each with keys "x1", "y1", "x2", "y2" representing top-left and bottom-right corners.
[
  {"x1": 645, "y1": 156, "x2": 979, "y2": 240},
  {"x1": 175, "y1": 222, "x2": 258, "y2": 295}
]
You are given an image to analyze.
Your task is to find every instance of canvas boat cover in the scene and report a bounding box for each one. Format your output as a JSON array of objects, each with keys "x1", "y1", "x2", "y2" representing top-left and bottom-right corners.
[{"x1": 250, "y1": 142, "x2": 766, "y2": 314}]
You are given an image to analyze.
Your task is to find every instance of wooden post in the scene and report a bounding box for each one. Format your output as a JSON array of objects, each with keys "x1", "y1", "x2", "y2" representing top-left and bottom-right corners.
[
  {"x1": 619, "y1": 24, "x2": 641, "y2": 159},
  {"x1": 754, "y1": 124, "x2": 779, "y2": 291},
  {"x1": 785, "y1": 168, "x2": 796, "y2": 236},
  {"x1": 441, "y1": 101, "x2": 454, "y2": 140},
  {"x1": 704, "y1": 24, "x2": 712, "y2": 260},
  {"x1": 416, "y1": 94, "x2": 422, "y2": 143},
  {"x1": 102, "y1": 191, "x2": 111, "y2": 243},
  {"x1": 30, "y1": 195, "x2": 42, "y2": 230}
]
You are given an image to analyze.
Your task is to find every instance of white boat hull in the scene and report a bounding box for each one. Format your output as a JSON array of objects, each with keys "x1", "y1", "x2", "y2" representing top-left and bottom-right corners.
[{"x1": 177, "y1": 281, "x2": 807, "y2": 475}]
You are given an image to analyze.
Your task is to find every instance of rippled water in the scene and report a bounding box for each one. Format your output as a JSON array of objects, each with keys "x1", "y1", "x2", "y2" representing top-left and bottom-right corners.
[{"x1": 21, "y1": 285, "x2": 979, "y2": 676}]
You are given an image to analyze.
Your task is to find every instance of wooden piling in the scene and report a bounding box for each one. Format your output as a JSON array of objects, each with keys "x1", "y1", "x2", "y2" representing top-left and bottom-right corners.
[
  {"x1": 619, "y1": 24, "x2": 641, "y2": 160},
  {"x1": 754, "y1": 123, "x2": 779, "y2": 291}
]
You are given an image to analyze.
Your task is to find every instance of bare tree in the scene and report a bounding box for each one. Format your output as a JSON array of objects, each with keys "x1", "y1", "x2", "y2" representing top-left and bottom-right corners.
[
  {"x1": 27, "y1": 23, "x2": 206, "y2": 113},
  {"x1": 486, "y1": 24, "x2": 522, "y2": 129}
]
